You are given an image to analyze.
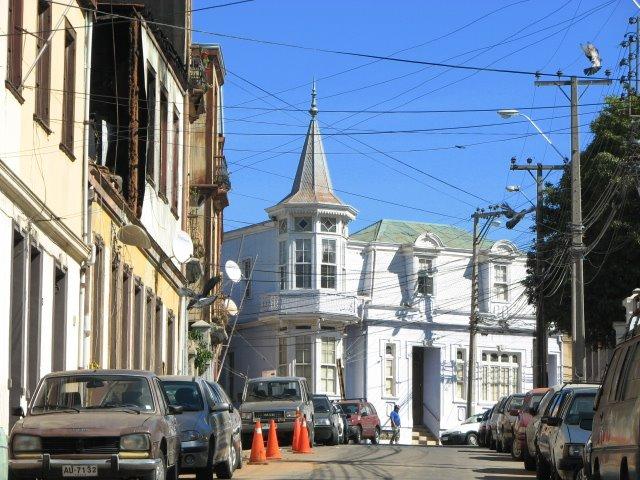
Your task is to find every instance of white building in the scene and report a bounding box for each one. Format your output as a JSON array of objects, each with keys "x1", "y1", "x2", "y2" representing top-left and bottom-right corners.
[{"x1": 221, "y1": 89, "x2": 565, "y2": 443}]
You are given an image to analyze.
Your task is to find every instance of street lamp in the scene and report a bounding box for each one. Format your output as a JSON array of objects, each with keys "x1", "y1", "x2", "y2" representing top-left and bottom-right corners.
[
  {"x1": 497, "y1": 109, "x2": 567, "y2": 162},
  {"x1": 506, "y1": 185, "x2": 535, "y2": 208}
]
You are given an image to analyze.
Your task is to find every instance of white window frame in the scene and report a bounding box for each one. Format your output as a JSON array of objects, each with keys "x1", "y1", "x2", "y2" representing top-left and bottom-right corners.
[
  {"x1": 295, "y1": 335, "x2": 312, "y2": 386},
  {"x1": 321, "y1": 239, "x2": 337, "y2": 290},
  {"x1": 383, "y1": 342, "x2": 397, "y2": 398},
  {"x1": 493, "y1": 264, "x2": 509, "y2": 303},
  {"x1": 320, "y1": 217, "x2": 337, "y2": 233},
  {"x1": 320, "y1": 337, "x2": 337, "y2": 395},
  {"x1": 278, "y1": 241, "x2": 288, "y2": 290},
  {"x1": 455, "y1": 348, "x2": 467, "y2": 401},
  {"x1": 480, "y1": 351, "x2": 520, "y2": 402},
  {"x1": 416, "y1": 257, "x2": 435, "y2": 296},
  {"x1": 294, "y1": 239, "x2": 312, "y2": 289}
]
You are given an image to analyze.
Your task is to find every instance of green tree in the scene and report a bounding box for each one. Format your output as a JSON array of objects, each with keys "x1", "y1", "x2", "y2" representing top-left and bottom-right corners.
[{"x1": 525, "y1": 95, "x2": 640, "y2": 347}]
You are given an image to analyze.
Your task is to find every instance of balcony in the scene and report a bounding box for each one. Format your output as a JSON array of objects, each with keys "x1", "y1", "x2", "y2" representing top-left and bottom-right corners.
[{"x1": 260, "y1": 291, "x2": 360, "y2": 320}]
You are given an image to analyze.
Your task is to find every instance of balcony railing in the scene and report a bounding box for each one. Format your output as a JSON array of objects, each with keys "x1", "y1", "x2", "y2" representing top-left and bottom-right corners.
[
  {"x1": 213, "y1": 156, "x2": 231, "y2": 191},
  {"x1": 260, "y1": 291, "x2": 359, "y2": 318}
]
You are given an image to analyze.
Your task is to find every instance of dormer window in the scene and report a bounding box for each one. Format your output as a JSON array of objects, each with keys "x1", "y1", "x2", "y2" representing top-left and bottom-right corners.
[
  {"x1": 416, "y1": 257, "x2": 434, "y2": 296},
  {"x1": 320, "y1": 217, "x2": 336, "y2": 232},
  {"x1": 278, "y1": 219, "x2": 288, "y2": 234},
  {"x1": 294, "y1": 217, "x2": 312, "y2": 232}
]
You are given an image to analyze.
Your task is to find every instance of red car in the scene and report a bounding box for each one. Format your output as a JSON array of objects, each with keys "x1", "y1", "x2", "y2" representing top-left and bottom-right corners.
[
  {"x1": 337, "y1": 399, "x2": 381, "y2": 444},
  {"x1": 513, "y1": 387, "x2": 551, "y2": 464}
]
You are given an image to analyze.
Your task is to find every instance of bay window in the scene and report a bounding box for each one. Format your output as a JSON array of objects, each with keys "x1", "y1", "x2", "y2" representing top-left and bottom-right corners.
[
  {"x1": 320, "y1": 337, "x2": 337, "y2": 394},
  {"x1": 321, "y1": 239, "x2": 336, "y2": 289},
  {"x1": 278, "y1": 241, "x2": 288, "y2": 290},
  {"x1": 295, "y1": 239, "x2": 311, "y2": 289},
  {"x1": 295, "y1": 335, "x2": 312, "y2": 385}
]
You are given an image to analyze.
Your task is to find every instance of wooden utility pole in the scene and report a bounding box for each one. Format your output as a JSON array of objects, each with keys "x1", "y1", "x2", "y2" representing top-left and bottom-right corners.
[{"x1": 535, "y1": 76, "x2": 611, "y2": 381}]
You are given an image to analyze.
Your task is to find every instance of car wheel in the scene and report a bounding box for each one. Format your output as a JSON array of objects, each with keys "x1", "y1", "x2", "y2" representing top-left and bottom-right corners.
[
  {"x1": 512, "y1": 439, "x2": 522, "y2": 459},
  {"x1": 234, "y1": 435, "x2": 243, "y2": 470},
  {"x1": 466, "y1": 433, "x2": 479, "y2": 446},
  {"x1": 536, "y1": 452, "x2": 551, "y2": 480},
  {"x1": 154, "y1": 453, "x2": 167, "y2": 480},
  {"x1": 330, "y1": 426, "x2": 339, "y2": 446},
  {"x1": 353, "y1": 425, "x2": 362, "y2": 444},
  {"x1": 214, "y1": 440, "x2": 235, "y2": 479},
  {"x1": 371, "y1": 427, "x2": 380, "y2": 445}
]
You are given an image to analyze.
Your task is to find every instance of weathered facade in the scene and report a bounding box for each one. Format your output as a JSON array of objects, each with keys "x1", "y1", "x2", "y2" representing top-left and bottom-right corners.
[
  {"x1": 186, "y1": 44, "x2": 230, "y2": 378},
  {"x1": 85, "y1": 2, "x2": 191, "y2": 376},
  {"x1": 220, "y1": 91, "x2": 565, "y2": 442},
  {"x1": 0, "y1": 0, "x2": 96, "y2": 432}
]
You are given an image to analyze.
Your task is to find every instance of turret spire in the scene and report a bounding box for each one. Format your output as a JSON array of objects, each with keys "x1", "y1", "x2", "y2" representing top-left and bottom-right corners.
[{"x1": 309, "y1": 79, "x2": 318, "y2": 117}]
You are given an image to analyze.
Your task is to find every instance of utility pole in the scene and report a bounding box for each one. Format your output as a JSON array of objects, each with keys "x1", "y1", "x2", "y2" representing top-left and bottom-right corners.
[
  {"x1": 466, "y1": 205, "x2": 527, "y2": 415},
  {"x1": 510, "y1": 158, "x2": 564, "y2": 387},
  {"x1": 535, "y1": 76, "x2": 611, "y2": 381}
]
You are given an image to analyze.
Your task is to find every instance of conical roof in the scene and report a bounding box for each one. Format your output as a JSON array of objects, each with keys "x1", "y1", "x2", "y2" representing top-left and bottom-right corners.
[{"x1": 277, "y1": 86, "x2": 344, "y2": 206}]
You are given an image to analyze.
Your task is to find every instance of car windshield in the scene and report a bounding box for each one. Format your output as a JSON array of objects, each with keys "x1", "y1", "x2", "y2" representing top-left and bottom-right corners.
[
  {"x1": 462, "y1": 415, "x2": 480, "y2": 424},
  {"x1": 31, "y1": 375, "x2": 155, "y2": 413},
  {"x1": 245, "y1": 380, "x2": 301, "y2": 402},
  {"x1": 340, "y1": 403, "x2": 359, "y2": 415},
  {"x1": 564, "y1": 394, "x2": 596, "y2": 425},
  {"x1": 162, "y1": 381, "x2": 204, "y2": 411},
  {"x1": 313, "y1": 397, "x2": 332, "y2": 413},
  {"x1": 530, "y1": 393, "x2": 545, "y2": 410},
  {"x1": 509, "y1": 396, "x2": 525, "y2": 410}
]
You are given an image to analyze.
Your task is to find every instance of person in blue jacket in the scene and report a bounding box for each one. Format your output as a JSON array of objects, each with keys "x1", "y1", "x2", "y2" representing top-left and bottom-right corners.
[{"x1": 390, "y1": 405, "x2": 401, "y2": 445}]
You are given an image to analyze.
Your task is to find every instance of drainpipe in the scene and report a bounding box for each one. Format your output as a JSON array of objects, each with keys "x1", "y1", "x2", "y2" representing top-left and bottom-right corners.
[{"x1": 80, "y1": 10, "x2": 94, "y2": 369}]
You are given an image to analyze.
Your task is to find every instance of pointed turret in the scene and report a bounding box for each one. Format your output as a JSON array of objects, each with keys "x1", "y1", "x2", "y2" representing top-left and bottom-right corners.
[{"x1": 276, "y1": 84, "x2": 344, "y2": 206}]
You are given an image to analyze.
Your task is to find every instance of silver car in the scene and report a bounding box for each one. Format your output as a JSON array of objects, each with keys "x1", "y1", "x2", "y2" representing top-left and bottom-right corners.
[
  {"x1": 161, "y1": 376, "x2": 242, "y2": 480},
  {"x1": 536, "y1": 386, "x2": 598, "y2": 480}
]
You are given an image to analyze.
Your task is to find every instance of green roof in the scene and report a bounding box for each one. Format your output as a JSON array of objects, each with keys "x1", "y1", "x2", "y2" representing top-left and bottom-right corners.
[{"x1": 350, "y1": 219, "x2": 493, "y2": 250}]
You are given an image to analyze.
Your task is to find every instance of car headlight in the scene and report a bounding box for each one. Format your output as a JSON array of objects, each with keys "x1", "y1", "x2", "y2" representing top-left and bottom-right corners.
[
  {"x1": 566, "y1": 444, "x2": 584, "y2": 458},
  {"x1": 284, "y1": 410, "x2": 298, "y2": 419},
  {"x1": 316, "y1": 418, "x2": 331, "y2": 426},
  {"x1": 12, "y1": 435, "x2": 41, "y2": 453},
  {"x1": 120, "y1": 434, "x2": 151, "y2": 451},
  {"x1": 241, "y1": 412, "x2": 253, "y2": 421},
  {"x1": 180, "y1": 430, "x2": 204, "y2": 442}
]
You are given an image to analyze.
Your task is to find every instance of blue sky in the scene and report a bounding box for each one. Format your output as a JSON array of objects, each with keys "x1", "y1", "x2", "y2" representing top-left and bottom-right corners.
[{"x1": 192, "y1": 0, "x2": 633, "y2": 249}]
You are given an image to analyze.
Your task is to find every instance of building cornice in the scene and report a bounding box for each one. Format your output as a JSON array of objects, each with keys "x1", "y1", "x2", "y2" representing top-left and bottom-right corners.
[{"x1": 0, "y1": 159, "x2": 90, "y2": 263}]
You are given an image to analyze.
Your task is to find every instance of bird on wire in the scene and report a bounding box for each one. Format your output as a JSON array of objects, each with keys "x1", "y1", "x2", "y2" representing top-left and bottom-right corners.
[{"x1": 581, "y1": 42, "x2": 602, "y2": 76}]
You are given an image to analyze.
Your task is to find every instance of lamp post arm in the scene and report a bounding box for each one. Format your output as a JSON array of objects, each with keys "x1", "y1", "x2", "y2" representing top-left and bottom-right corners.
[{"x1": 518, "y1": 113, "x2": 567, "y2": 162}]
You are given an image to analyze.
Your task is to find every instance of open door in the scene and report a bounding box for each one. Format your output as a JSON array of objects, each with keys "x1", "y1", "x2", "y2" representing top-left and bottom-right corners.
[{"x1": 412, "y1": 347, "x2": 424, "y2": 425}]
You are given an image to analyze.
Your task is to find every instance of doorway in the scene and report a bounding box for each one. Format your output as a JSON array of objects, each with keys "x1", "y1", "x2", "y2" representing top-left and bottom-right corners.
[{"x1": 412, "y1": 346, "x2": 424, "y2": 425}]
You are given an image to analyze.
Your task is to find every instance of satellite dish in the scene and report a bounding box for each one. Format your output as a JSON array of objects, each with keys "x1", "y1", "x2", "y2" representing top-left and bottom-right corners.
[
  {"x1": 117, "y1": 224, "x2": 151, "y2": 249},
  {"x1": 223, "y1": 298, "x2": 238, "y2": 316},
  {"x1": 172, "y1": 230, "x2": 194, "y2": 264},
  {"x1": 225, "y1": 260, "x2": 242, "y2": 283}
]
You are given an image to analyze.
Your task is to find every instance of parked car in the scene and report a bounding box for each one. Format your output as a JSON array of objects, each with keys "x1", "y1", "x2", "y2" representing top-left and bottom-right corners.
[
  {"x1": 332, "y1": 402, "x2": 350, "y2": 445},
  {"x1": 440, "y1": 412, "x2": 485, "y2": 446},
  {"x1": 487, "y1": 396, "x2": 508, "y2": 450},
  {"x1": 495, "y1": 393, "x2": 525, "y2": 454},
  {"x1": 337, "y1": 399, "x2": 381, "y2": 444},
  {"x1": 239, "y1": 376, "x2": 314, "y2": 447},
  {"x1": 206, "y1": 381, "x2": 244, "y2": 457},
  {"x1": 9, "y1": 370, "x2": 182, "y2": 480},
  {"x1": 161, "y1": 376, "x2": 241, "y2": 479},
  {"x1": 513, "y1": 387, "x2": 550, "y2": 462},
  {"x1": 576, "y1": 434, "x2": 593, "y2": 480},
  {"x1": 312, "y1": 395, "x2": 344, "y2": 445},
  {"x1": 590, "y1": 333, "x2": 640, "y2": 480},
  {"x1": 536, "y1": 386, "x2": 598, "y2": 480},
  {"x1": 478, "y1": 406, "x2": 494, "y2": 447}
]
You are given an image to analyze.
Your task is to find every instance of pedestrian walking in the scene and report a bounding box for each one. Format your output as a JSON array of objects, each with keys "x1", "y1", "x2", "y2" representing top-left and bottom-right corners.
[{"x1": 390, "y1": 405, "x2": 401, "y2": 445}]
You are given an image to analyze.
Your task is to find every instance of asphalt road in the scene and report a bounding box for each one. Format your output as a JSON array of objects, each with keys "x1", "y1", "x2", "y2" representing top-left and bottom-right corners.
[{"x1": 181, "y1": 444, "x2": 536, "y2": 480}]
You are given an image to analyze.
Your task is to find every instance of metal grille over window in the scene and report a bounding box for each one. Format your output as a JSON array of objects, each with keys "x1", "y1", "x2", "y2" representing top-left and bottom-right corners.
[
  {"x1": 321, "y1": 239, "x2": 337, "y2": 289},
  {"x1": 384, "y1": 343, "x2": 396, "y2": 397},
  {"x1": 320, "y1": 217, "x2": 336, "y2": 232},
  {"x1": 294, "y1": 217, "x2": 312, "y2": 232},
  {"x1": 417, "y1": 258, "x2": 434, "y2": 295},
  {"x1": 278, "y1": 241, "x2": 287, "y2": 290},
  {"x1": 295, "y1": 239, "x2": 311, "y2": 289},
  {"x1": 279, "y1": 219, "x2": 288, "y2": 234},
  {"x1": 295, "y1": 336, "x2": 312, "y2": 385},
  {"x1": 494, "y1": 265, "x2": 508, "y2": 302},
  {"x1": 480, "y1": 351, "x2": 520, "y2": 402},
  {"x1": 320, "y1": 337, "x2": 336, "y2": 394}
]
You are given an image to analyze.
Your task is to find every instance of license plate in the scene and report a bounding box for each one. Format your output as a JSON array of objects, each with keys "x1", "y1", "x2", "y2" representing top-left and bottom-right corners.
[{"x1": 62, "y1": 465, "x2": 98, "y2": 477}]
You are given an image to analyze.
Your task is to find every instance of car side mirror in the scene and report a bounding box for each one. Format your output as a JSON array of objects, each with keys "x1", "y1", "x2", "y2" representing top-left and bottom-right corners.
[
  {"x1": 210, "y1": 403, "x2": 232, "y2": 414},
  {"x1": 168, "y1": 405, "x2": 183, "y2": 415},
  {"x1": 579, "y1": 417, "x2": 593, "y2": 431},
  {"x1": 12, "y1": 406, "x2": 25, "y2": 418}
]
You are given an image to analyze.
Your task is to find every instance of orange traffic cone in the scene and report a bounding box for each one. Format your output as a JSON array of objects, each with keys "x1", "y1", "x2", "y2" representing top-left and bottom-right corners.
[
  {"x1": 249, "y1": 420, "x2": 268, "y2": 465},
  {"x1": 265, "y1": 419, "x2": 282, "y2": 460},
  {"x1": 291, "y1": 414, "x2": 301, "y2": 452},
  {"x1": 294, "y1": 416, "x2": 313, "y2": 454}
]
